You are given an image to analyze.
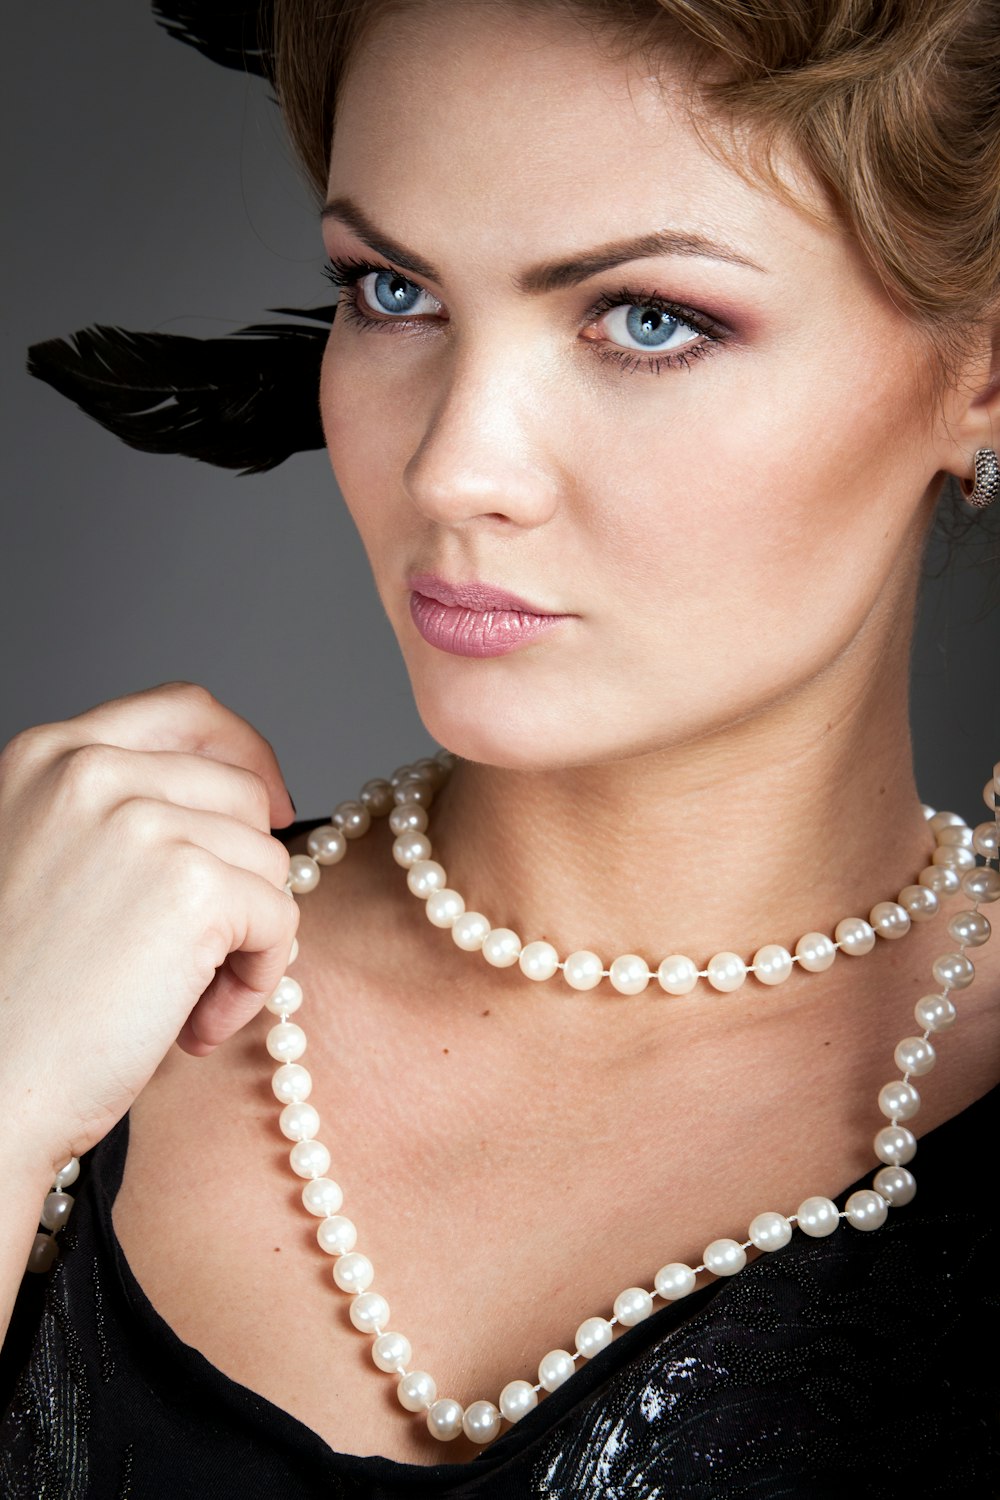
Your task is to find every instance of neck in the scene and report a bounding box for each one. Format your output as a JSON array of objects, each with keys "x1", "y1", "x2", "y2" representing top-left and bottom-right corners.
[{"x1": 426, "y1": 640, "x2": 933, "y2": 972}]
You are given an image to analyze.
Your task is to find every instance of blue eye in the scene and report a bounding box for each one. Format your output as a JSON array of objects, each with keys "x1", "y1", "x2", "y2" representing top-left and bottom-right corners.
[
  {"x1": 361, "y1": 267, "x2": 440, "y2": 317},
  {"x1": 602, "y1": 302, "x2": 700, "y2": 354}
]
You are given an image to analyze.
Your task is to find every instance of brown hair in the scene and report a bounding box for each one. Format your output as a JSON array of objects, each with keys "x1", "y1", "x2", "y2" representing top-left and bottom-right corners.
[{"x1": 266, "y1": 0, "x2": 1000, "y2": 591}]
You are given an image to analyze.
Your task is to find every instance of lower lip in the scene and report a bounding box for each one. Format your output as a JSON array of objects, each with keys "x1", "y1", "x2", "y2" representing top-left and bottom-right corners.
[{"x1": 409, "y1": 591, "x2": 567, "y2": 657}]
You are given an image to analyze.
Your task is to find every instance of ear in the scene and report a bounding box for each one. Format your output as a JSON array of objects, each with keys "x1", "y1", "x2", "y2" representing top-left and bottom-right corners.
[{"x1": 936, "y1": 317, "x2": 1000, "y2": 488}]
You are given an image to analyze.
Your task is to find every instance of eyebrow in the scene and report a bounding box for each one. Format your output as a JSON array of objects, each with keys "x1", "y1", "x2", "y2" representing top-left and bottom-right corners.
[{"x1": 320, "y1": 194, "x2": 766, "y2": 291}]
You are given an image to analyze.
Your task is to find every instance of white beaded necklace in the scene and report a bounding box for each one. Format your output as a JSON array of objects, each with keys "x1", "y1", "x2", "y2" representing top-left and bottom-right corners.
[{"x1": 29, "y1": 757, "x2": 1000, "y2": 1454}]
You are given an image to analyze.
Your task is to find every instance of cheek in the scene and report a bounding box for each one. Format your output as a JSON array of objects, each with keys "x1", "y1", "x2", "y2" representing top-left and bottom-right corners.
[{"x1": 319, "y1": 336, "x2": 399, "y2": 549}]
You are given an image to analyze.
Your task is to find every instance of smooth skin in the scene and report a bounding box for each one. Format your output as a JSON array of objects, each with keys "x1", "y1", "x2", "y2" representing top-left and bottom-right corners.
[{"x1": 5, "y1": 1, "x2": 1000, "y2": 1471}]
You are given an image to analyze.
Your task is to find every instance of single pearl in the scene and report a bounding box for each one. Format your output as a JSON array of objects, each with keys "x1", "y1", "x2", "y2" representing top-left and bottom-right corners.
[
  {"x1": 874, "y1": 1124, "x2": 917, "y2": 1165},
  {"x1": 932, "y1": 844, "x2": 976, "y2": 871},
  {"x1": 350, "y1": 1291, "x2": 390, "y2": 1333},
  {"x1": 869, "y1": 901, "x2": 911, "y2": 939},
  {"x1": 359, "y1": 777, "x2": 395, "y2": 816},
  {"x1": 929, "y1": 808, "x2": 965, "y2": 833},
  {"x1": 609, "y1": 954, "x2": 650, "y2": 995},
  {"x1": 897, "y1": 884, "x2": 939, "y2": 922},
  {"x1": 412, "y1": 756, "x2": 448, "y2": 788},
  {"x1": 392, "y1": 831, "x2": 432, "y2": 868},
  {"x1": 748, "y1": 1211, "x2": 792, "y2": 1252},
  {"x1": 426, "y1": 888, "x2": 465, "y2": 928},
  {"x1": 499, "y1": 1379, "x2": 538, "y2": 1422},
  {"x1": 265, "y1": 975, "x2": 303, "y2": 1016},
  {"x1": 331, "y1": 800, "x2": 372, "y2": 839},
  {"x1": 984, "y1": 776, "x2": 999, "y2": 811},
  {"x1": 794, "y1": 933, "x2": 836, "y2": 973},
  {"x1": 388, "y1": 803, "x2": 428, "y2": 836},
  {"x1": 914, "y1": 993, "x2": 957, "y2": 1031},
  {"x1": 937, "y1": 823, "x2": 973, "y2": 849},
  {"x1": 931, "y1": 952, "x2": 974, "y2": 990},
  {"x1": 796, "y1": 1196, "x2": 840, "y2": 1237},
  {"x1": 751, "y1": 944, "x2": 793, "y2": 985},
  {"x1": 845, "y1": 1189, "x2": 888, "y2": 1231},
  {"x1": 893, "y1": 1036, "x2": 936, "y2": 1077},
  {"x1": 272, "y1": 1063, "x2": 312, "y2": 1103},
  {"x1": 463, "y1": 1400, "x2": 502, "y2": 1445},
  {"x1": 657, "y1": 954, "x2": 699, "y2": 994},
  {"x1": 451, "y1": 911, "x2": 490, "y2": 951},
  {"x1": 435, "y1": 747, "x2": 457, "y2": 771},
  {"x1": 317, "y1": 1214, "x2": 356, "y2": 1254},
  {"x1": 564, "y1": 950, "x2": 604, "y2": 990},
  {"x1": 287, "y1": 854, "x2": 321, "y2": 894},
  {"x1": 918, "y1": 864, "x2": 961, "y2": 894},
  {"x1": 389, "y1": 763, "x2": 415, "y2": 786},
  {"x1": 394, "y1": 778, "x2": 434, "y2": 809},
  {"x1": 706, "y1": 952, "x2": 747, "y2": 992},
  {"x1": 406, "y1": 860, "x2": 447, "y2": 899},
  {"x1": 26, "y1": 1232, "x2": 58, "y2": 1274},
  {"x1": 519, "y1": 940, "x2": 560, "y2": 982},
  {"x1": 372, "y1": 1331, "x2": 412, "y2": 1372},
  {"x1": 279, "y1": 1100, "x2": 320, "y2": 1141},
  {"x1": 835, "y1": 917, "x2": 876, "y2": 955},
  {"x1": 53, "y1": 1158, "x2": 80, "y2": 1190},
  {"x1": 306, "y1": 825, "x2": 347, "y2": 865},
  {"x1": 972, "y1": 819, "x2": 1000, "y2": 857},
  {"x1": 654, "y1": 1262, "x2": 696, "y2": 1300},
  {"x1": 427, "y1": 1399, "x2": 465, "y2": 1442},
  {"x1": 301, "y1": 1177, "x2": 343, "y2": 1216},
  {"x1": 482, "y1": 927, "x2": 522, "y2": 967},
  {"x1": 703, "y1": 1238, "x2": 747, "y2": 1275},
  {"x1": 613, "y1": 1287, "x2": 654, "y2": 1326},
  {"x1": 398, "y1": 1370, "x2": 437, "y2": 1412},
  {"x1": 873, "y1": 1165, "x2": 917, "y2": 1206},
  {"x1": 333, "y1": 1251, "x2": 375, "y2": 1294},
  {"x1": 539, "y1": 1349, "x2": 576, "y2": 1391},
  {"x1": 961, "y1": 866, "x2": 1000, "y2": 903},
  {"x1": 290, "y1": 1139, "x2": 331, "y2": 1179},
  {"x1": 575, "y1": 1317, "x2": 613, "y2": 1357},
  {"x1": 266, "y1": 1021, "x2": 307, "y2": 1063},
  {"x1": 947, "y1": 910, "x2": 991, "y2": 947},
  {"x1": 878, "y1": 1080, "x2": 920, "y2": 1121},
  {"x1": 40, "y1": 1192, "x2": 74, "y2": 1232}
]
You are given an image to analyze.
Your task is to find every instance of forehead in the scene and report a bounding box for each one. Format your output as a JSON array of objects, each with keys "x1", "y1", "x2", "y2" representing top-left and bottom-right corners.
[{"x1": 327, "y1": 1, "x2": 838, "y2": 275}]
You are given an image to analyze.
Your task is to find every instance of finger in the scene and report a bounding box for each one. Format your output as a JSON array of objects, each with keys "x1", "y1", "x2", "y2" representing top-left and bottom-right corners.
[
  {"x1": 179, "y1": 870, "x2": 301, "y2": 1052},
  {"x1": 49, "y1": 681, "x2": 295, "y2": 828},
  {"x1": 48, "y1": 745, "x2": 292, "y2": 836}
]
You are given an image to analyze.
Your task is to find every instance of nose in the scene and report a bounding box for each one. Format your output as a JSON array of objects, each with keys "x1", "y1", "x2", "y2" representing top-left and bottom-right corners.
[{"x1": 401, "y1": 339, "x2": 562, "y2": 529}]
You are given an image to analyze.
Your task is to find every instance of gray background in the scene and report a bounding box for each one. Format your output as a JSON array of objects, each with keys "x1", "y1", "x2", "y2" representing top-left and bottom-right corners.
[{"x1": 5, "y1": 2, "x2": 997, "y2": 822}]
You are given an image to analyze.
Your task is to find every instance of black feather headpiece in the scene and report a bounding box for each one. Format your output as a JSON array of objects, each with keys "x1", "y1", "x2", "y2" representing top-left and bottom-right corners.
[{"x1": 25, "y1": 2, "x2": 334, "y2": 478}]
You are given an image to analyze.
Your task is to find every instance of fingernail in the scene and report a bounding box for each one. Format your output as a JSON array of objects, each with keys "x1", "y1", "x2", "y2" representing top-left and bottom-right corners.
[{"x1": 287, "y1": 790, "x2": 298, "y2": 815}]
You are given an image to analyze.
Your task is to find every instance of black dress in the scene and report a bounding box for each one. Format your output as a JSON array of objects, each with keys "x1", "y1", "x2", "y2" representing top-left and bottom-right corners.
[{"x1": 2, "y1": 824, "x2": 998, "y2": 1497}]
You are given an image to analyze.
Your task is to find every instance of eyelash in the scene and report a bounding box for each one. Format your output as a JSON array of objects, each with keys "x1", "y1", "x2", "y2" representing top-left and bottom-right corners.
[{"x1": 320, "y1": 255, "x2": 727, "y2": 376}]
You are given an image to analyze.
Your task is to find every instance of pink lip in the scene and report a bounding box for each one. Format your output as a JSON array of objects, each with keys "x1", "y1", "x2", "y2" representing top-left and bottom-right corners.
[
  {"x1": 407, "y1": 573, "x2": 570, "y2": 658},
  {"x1": 407, "y1": 572, "x2": 556, "y2": 614}
]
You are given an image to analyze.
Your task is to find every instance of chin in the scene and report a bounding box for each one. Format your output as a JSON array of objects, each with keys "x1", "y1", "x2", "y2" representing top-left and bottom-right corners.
[{"x1": 405, "y1": 663, "x2": 652, "y2": 775}]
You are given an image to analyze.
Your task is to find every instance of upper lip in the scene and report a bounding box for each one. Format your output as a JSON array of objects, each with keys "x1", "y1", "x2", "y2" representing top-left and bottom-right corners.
[{"x1": 408, "y1": 571, "x2": 563, "y2": 615}]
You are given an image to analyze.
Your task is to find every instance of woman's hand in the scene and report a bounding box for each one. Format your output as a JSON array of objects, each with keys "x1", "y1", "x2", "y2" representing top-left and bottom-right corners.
[{"x1": 0, "y1": 680, "x2": 300, "y2": 1179}]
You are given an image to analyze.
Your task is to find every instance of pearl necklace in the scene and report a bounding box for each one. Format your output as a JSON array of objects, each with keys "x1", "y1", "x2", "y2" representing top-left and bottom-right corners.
[{"x1": 28, "y1": 758, "x2": 1000, "y2": 1456}]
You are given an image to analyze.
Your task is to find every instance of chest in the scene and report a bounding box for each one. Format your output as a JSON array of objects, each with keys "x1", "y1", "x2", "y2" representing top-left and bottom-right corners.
[{"x1": 107, "y1": 974, "x2": 961, "y2": 1469}]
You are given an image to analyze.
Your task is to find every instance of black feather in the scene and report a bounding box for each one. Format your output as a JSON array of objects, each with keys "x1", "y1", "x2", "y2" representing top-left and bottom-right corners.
[
  {"x1": 150, "y1": 2, "x2": 273, "y2": 79},
  {"x1": 25, "y1": 308, "x2": 335, "y2": 477}
]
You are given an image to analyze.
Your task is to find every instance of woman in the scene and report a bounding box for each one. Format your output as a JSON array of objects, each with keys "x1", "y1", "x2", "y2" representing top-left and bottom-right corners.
[{"x1": 2, "y1": 0, "x2": 999, "y2": 1492}]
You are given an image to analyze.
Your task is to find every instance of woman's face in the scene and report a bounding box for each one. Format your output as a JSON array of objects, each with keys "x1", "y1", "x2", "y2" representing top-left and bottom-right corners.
[{"x1": 319, "y1": 2, "x2": 947, "y2": 771}]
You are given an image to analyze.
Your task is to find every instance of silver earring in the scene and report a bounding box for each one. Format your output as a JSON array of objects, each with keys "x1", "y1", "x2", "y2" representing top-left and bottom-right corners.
[{"x1": 959, "y1": 447, "x2": 1000, "y2": 509}]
